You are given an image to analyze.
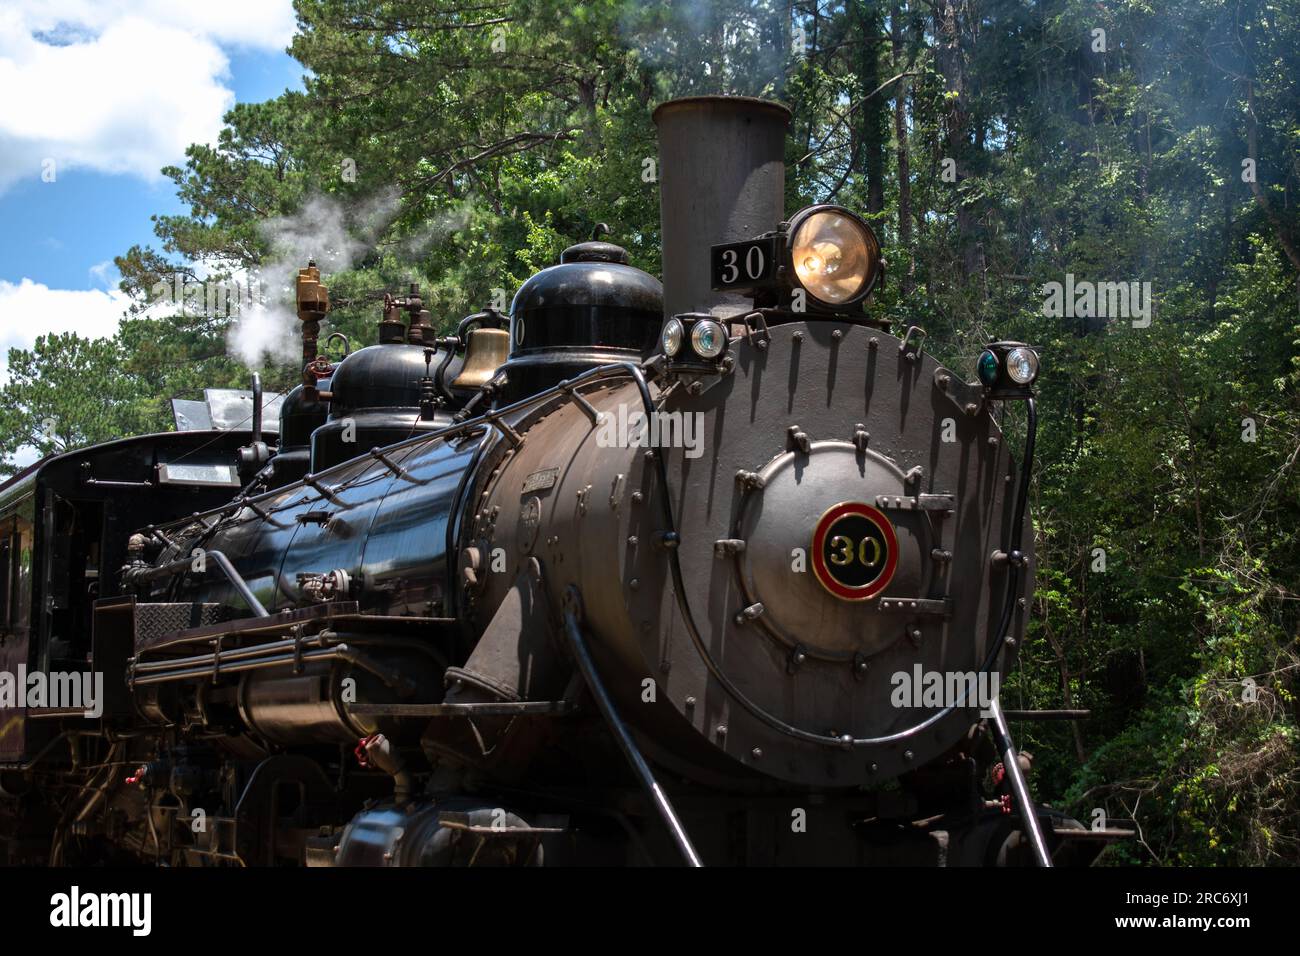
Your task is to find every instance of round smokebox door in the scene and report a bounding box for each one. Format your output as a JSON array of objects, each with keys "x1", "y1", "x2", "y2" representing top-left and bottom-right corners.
[{"x1": 733, "y1": 441, "x2": 928, "y2": 659}]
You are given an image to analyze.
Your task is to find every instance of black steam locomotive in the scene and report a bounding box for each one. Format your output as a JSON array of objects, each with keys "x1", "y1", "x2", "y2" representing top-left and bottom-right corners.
[{"x1": 0, "y1": 97, "x2": 1120, "y2": 867}]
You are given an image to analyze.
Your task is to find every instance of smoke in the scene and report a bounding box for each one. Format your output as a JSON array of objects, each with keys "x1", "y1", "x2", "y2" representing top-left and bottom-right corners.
[
  {"x1": 225, "y1": 188, "x2": 402, "y2": 369},
  {"x1": 225, "y1": 301, "x2": 301, "y2": 368},
  {"x1": 394, "y1": 198, "x2": 476, "y2": 260},
  {"x1": 259, "y1": 187, "x2": 402, "y2": 275},
  {"x1": 619, "y1": 0, "x2": 791, "y2": 99}
]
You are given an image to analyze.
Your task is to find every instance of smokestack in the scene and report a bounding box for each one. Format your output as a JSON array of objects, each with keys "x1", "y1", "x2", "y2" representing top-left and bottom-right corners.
[{"x1": 653, "y1": 96, "x2": 791, "y2": 321}]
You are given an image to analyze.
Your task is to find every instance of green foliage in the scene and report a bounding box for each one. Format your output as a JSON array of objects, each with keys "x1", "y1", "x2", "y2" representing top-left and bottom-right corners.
[
  {"x1": 7, "y1": 0, "x2": 1300, "y2": 865},
  {"x1": 0, "y1": 334, "x2": 155, "y2": 469}
]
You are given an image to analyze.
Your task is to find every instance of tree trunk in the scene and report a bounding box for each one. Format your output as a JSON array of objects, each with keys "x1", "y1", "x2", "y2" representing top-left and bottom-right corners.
[
  {"x1": 933, "y1": 0, "x2": 983, "y2": 278},
  {"x1": 1246, "y1": 83, "x2": 1300, "y2": 275},
  {"x1": 855, "y1": 1, "x2": 887, "y2": 216},
  {"x1": 891, "y1": 2, "x2": 913, "y2": 294}
]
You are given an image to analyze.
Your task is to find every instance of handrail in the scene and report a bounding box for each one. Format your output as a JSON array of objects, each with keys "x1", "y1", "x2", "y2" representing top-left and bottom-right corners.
[
  {"x1": 137, "y1": 360, "x2": 639, "y2": 538},
  {"x1": 122, "y1": 548, "x2": 269, "y2": 618}
]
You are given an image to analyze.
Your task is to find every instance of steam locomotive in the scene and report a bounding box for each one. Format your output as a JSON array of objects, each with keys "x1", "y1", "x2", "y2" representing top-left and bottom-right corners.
[{"x1": 0, "y1": 96, "x2": 1121, "y2": 867}]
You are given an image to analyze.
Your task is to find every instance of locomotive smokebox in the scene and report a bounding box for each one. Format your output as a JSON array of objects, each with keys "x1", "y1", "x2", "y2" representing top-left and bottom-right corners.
[{"x1": 653, "y1": 96, "x2": 790, "y2": 320}]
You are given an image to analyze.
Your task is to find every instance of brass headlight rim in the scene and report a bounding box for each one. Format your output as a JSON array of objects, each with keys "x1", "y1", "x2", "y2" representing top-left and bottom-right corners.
[{"x1": 787, "y1": 204, "x2": 882, "y2": 308}]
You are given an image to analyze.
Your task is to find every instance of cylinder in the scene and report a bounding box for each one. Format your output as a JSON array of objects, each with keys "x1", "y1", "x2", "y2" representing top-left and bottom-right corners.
[
  {"x1": 653, "y1": 96, "x2": 791, "y2": 321},
  {"x1": 237, "y1": 663, "x2": 364, "y2": 745}
]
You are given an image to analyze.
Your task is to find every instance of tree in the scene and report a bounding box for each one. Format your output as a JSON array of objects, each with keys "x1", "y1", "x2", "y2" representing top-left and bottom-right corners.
[
  {"x1": 8, "y1": 0, "x2": 1298, "y2": 863},
  {"x1": 0, "y1": 334, "x2": 152, "y2": 474}
]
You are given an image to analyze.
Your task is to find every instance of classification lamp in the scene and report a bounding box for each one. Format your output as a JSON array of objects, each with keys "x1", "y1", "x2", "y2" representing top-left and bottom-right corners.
[
  {"x1": 661, "y1": 313, "x2": 728, "y2": 368},
  {"x1": 977, "y1": 341, "x2": 1040, "y2": 397}
]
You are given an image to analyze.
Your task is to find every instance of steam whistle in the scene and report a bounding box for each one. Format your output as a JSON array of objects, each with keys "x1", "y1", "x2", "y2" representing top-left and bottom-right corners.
[
  {"x1": 378, "y1": 283, "x2": 430, "y2": 345},
  {"x1": 378, "y1": 293, "x2": 406, "y2": 344},
  {"x1": 296, "y1": 260, "x2": 331, "y2": 399}
]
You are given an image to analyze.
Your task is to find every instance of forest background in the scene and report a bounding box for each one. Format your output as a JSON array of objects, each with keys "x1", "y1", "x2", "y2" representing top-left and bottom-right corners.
[{"x1": 2, "y1": 0, "x2": 1297, "y2": 865}]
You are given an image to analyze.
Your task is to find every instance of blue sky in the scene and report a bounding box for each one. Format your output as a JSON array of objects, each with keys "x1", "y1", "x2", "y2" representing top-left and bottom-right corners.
[
  {"x1": 0, "y1": 47, "x2": 302, "y2": 291},
  {"x1": 0, "y1": 0, "x2": 302, "y2": 385}
]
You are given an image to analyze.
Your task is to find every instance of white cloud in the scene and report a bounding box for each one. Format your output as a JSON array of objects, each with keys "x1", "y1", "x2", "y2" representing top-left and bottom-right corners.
[
  {"x1": 0, "y1": 277, "x2": 132, "y2": 384},
  {"x1": 0, "y1": 1, "x2": 297, "y2": 193},
  {"x1": 11, "y1": 1, "x2": 297, "y2": 51},
  {"x1": 88, "y1": 259, "x2": 116, "y2": 288}
]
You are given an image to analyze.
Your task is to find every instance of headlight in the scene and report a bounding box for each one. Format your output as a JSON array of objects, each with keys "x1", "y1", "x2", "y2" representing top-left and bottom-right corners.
[
  {"x1": 789, "y1": 206, "x2": 880, "y2": 306},
  {"x1": 662, "y1": 318, "x2": 683, "y2": 357},
  {"x1": 1005, "y1": 347, "x2": 1038, "y2": 385},
  {"x1": 690, "y1": 319, "x2": 726, "y2": 359}
]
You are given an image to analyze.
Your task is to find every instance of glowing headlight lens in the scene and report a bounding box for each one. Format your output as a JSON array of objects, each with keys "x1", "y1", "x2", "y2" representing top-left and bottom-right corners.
[
  {"x1": 690, "y1": 319, "x2": 726, "y2": 359},
  {"x1": 1005, "y1": 347, "x2": 1039, "y2": 385},
  {"x1": 790, "y1": 210, "x2": 875, "y2": 305},
  {"x1": 977, "y1": 350, "x2": 1000, "y2": 386},
  {"x1": 661, "y1": 318, "x2": 683, "y2": 357}
]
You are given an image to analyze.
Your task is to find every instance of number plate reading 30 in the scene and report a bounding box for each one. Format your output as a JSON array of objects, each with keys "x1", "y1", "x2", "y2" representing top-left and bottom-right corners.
[
  {"x1": 810, "y1": 502, "x2": 899, "y2": 601},
  {"x1": 711, "y1": 238, "x2": 778, "y2": 291}
]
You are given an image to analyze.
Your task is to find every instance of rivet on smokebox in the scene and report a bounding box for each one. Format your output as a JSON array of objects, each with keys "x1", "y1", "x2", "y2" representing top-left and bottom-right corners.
[
  {"x1": 715, "y1": 725, "x2": 727, "y2": 739},
  {"x1": 751, "y1": 748, "x2": 763, "y2": 760}
]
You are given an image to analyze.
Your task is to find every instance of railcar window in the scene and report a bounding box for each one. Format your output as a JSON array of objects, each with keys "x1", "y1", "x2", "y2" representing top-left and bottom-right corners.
[
  {"x1": 10, "y1": 515, "x2": 33, "y2": 641},
  {"x1": 46, "y1": 497, "x2": 100, "y2": 663},
  {"x1": 0, "y1": 530, "x2": 11, "y2": 632}
]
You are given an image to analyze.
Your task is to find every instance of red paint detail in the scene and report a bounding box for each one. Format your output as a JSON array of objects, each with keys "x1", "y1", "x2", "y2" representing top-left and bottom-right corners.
[
  {"x1": 354, "y1": 735, "x2": 378, "y2": 768},
  {"x1": 810, "y1": 501, "x2": 899, "y2": 601}
]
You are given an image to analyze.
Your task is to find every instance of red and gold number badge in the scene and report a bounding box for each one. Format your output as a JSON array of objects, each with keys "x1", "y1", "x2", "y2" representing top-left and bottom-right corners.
[{"x1": 810, "y1": 501, "x2": 898, "y2": 601}]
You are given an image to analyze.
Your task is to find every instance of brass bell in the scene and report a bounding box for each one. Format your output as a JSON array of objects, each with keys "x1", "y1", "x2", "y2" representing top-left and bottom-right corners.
[{"x1": 450, "y1": 326, "x2": 510, "y2": 389}]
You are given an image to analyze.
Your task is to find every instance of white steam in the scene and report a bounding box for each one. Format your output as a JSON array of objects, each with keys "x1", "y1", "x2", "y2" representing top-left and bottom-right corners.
[
  {"x1": 619, "y1": 0, "x2": 790, "y2": 98},
  {"x1": 225, "y1": 188, "x2": 402, "y2": 369},
  {"x1": 225, "y1": 301, "x2": 301, "y2": 368},
  {"x1": 395, "y1": 199, "x2": 476, "y2": 259}
]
